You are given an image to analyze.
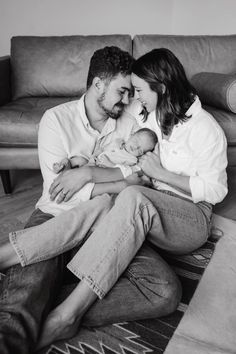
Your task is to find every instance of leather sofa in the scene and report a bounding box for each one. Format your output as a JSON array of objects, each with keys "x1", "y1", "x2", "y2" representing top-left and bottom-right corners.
[{"x1": 1, "y1": 34, "x2": 236, "y2": 193}]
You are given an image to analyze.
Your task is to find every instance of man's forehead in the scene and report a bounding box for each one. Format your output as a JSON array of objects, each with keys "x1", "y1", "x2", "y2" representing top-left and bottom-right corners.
[{"x1": 111, "y1": 73, "x2": 132, "y2": 90}]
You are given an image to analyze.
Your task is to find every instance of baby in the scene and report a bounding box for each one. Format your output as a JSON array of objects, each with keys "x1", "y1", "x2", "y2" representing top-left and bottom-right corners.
[{"x1": 53, "y1": 128, "x2": 158, "y2": 178}]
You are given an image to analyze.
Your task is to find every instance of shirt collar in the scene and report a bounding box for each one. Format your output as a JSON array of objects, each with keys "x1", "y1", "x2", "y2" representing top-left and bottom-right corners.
[
  {"x1": 78, "y1": 94, "x2": 90, "y2": 128},
  {"x1": 185, "y1": 95, "x2": 202, "y2": 117},
  {"x1": 100, "y1": 117, "x2": 117, "y2": 137},
  {"x1": 167, "y1": 96, "x2": 202, "y2": 142}
]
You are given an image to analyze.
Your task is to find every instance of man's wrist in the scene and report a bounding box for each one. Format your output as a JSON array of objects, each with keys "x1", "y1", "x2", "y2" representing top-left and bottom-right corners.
[
  {"x1": 82, "y1": 165, "x2": 93, "y2": 183},
  {"x1": 120, "y1": 180, "x2": 128, "y2": 190}
]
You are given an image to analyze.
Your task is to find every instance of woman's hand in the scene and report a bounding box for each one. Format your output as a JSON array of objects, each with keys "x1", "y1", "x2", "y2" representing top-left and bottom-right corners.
[
  {"x1": 125, "y1": 173, "x2": 152, "y2": 187},
  {"x1": 138, "y1": 146, "x2": 164, "y2": 180},
  {"x1": 138, "y1": 146, "x2": 191, "y2": 195},
  {"x1": 49, "y1": 166, "x2": 91, "y2": 203}
]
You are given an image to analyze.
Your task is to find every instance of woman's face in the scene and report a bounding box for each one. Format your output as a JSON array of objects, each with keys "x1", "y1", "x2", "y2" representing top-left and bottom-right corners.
[{"x1": 131, "y1": 73, "x2": 158, "y2": 113}]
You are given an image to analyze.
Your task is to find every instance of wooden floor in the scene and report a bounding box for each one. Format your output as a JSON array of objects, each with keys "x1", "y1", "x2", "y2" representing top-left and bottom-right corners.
[{"x1": 0, "y1": 166, "x2": 235, "y2": 247}]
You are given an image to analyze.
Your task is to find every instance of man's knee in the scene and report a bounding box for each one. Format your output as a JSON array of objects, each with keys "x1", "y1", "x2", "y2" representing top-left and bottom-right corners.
[
  {"x1": 159, "y1": 274, "x2": 182, "y2": 315},
  {"x1": 127, "y1": 267, "x2": 181, "y2": 317},
  {"x1": 126, "y1": 244, "x2": 182, "y2": 317}
]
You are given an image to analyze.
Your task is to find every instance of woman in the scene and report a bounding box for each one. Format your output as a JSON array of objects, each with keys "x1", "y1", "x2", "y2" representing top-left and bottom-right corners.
[{"x1": 0, "y1": 48, "x2": 228, "y2": 349}]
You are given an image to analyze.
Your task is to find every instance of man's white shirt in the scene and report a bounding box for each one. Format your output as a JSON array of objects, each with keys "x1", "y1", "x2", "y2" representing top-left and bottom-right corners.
[{"x1": 36, "y1": 95, "x2": 138, "y2": 215}]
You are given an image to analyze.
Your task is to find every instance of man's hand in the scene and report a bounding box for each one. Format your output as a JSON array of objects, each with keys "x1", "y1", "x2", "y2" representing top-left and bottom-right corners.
[{"x1": 49, "y1": 166, "x2": 91, "y2": 203}]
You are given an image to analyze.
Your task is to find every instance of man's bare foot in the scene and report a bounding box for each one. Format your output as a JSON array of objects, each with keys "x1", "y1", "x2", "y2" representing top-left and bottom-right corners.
[{"x1": 37, "y1": 308, "x2": 81, "y2": 350}]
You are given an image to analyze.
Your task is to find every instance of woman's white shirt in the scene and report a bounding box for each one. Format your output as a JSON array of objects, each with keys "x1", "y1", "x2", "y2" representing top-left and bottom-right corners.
[{"x1": 128, "y1": 97, "x2": 228, "y2": 205}]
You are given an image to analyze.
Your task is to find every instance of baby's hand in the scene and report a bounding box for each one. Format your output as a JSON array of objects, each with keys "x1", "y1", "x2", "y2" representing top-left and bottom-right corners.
[{"x1": 53, "y1": 158, "x2": 71, "y2": 174}]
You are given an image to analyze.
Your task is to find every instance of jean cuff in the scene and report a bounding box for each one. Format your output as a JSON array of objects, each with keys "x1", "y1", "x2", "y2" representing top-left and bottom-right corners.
[
  {"x1": 66, "y1": 262, "x2": 105, "y2": 300},
  {"x1": 9, "y1": 231, "x2": 27, "y2": 267}
]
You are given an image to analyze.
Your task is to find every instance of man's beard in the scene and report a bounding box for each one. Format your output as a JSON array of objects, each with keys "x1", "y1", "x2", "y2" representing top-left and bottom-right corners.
[{"x1": 98, "y1": 92, "x2": 124, "y2": 119}]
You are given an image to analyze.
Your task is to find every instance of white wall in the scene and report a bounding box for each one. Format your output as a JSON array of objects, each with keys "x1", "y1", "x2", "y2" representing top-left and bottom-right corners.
[
  {"x1": 0, "y1": 0, "x2": 236, "y2": 56},
  {"x1": 172, "y1": 0, "x2": 236, "y2": 35},
  {"x1": 0, "y1": 0, "x2": 174, "y2": 55}
]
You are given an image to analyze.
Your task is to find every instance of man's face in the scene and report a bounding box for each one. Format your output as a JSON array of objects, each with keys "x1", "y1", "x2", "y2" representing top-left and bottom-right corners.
[{"x1": 97, "y1": 73, "x2": 132, "y2": 119}]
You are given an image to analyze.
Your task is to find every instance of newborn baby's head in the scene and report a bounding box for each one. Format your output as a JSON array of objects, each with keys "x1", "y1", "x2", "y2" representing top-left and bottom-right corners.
[{"x1": 125, "y1": 128, "x2": 158, "y2": 157}]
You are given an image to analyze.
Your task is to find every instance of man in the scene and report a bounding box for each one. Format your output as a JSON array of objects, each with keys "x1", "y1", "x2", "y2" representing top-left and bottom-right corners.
[{"x1": 0, "y1": 46, "x2": 180, "y2": 353}]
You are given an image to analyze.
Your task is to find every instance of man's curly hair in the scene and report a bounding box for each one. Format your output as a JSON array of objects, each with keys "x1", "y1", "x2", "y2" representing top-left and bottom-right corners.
[{"x1": 87, "y1": 46, "x2": 134, "y2": 89}]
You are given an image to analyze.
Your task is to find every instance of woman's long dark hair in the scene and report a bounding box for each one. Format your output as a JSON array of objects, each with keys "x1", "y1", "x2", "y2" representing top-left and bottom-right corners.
[{"x1": 132, "y1": 48, "x2": 196, "y2": 136}]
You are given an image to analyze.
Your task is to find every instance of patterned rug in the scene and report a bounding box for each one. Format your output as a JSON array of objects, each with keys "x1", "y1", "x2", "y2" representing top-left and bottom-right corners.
[{"x1": 38, "y1": 217, "x2": 224, "y2": 354}]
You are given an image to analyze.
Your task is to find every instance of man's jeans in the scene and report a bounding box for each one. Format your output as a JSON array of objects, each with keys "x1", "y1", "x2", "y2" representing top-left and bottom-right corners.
[{"x1": 0, "y1": 211, "x2": 65, "y2": 354}]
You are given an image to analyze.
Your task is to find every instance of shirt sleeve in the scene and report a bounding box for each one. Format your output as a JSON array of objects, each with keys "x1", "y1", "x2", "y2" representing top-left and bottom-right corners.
[
  {"x1": 189, "y1": 130, "x2": 228, "y2": 205},
  {"x1": 38, "y1": 111, "x2": 94, "y2": 203},
  {"x1": 115, "y1": 165, "x2": 133, "y2": 178}
]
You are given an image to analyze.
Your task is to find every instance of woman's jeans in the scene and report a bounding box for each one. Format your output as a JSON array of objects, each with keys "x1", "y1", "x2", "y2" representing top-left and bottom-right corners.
[
  {"x1": 10, "y1": 186, "x2": 212, "y2": 298},
  {"x1": 1, "y1": 186, "x2": 212, "y2": 353}
]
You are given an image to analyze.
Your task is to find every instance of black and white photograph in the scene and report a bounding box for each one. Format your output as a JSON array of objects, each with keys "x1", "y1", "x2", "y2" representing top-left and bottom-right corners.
[{"x1": 0, "y1": 0, "x2": 236, "y2": 353}]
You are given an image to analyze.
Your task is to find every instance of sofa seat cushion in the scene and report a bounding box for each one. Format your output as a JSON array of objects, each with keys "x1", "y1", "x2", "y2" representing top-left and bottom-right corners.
[
  {"x1": 0, "y1": 97, "x2": 78, "y2": 147},
  {"x1": 204, "y1": 105, "x2": 236, "y2": 146}
]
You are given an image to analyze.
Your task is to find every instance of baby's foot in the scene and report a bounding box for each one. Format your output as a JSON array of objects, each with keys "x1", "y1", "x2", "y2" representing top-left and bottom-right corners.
[
  {"x1": 37, "y1": 308, "x2": 81, "y2": 350},
  {"x1": 53, "y1": 162, "x2": 64, "y2": 173},
  {"x1": 53, "y1": 158, "x2": 71, "y2": 173}
]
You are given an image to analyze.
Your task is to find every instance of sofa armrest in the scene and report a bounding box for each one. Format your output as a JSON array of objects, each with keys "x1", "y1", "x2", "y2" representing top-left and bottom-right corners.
[
  {"x1": 0, "y1": 56, "x2": 11, "y2": 106},
  {"x1": 191, "y1": 72, "x2": 236, "y2": 113}
]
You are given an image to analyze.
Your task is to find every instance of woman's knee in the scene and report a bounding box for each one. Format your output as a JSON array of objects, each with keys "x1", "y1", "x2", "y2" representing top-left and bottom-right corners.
[{"x1": 116, "y1": 185, "x2": 144, "y2": 206}]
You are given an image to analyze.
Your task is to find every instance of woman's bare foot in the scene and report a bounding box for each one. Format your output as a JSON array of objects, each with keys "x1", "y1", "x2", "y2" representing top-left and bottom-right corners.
[{"x1": 37, "y1": 308, "x2": 81, "y2": 350}]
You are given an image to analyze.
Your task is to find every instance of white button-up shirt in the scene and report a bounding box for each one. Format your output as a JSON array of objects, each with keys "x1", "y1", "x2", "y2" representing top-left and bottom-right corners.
[
  {"x1": 129, "y1": 97, "x2": 228, "y2": 205},
  {"x1": 36, "y1": 95, "x2": 138, "y2": 215}
]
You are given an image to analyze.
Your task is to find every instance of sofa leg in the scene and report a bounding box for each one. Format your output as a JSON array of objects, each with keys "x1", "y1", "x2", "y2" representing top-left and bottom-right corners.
[{"x1": 1, "y1": 170, "x2": 12, "y2": 194}]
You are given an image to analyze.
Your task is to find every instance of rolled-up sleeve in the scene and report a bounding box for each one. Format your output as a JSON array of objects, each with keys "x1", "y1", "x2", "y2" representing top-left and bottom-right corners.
[
  {"x1": 189, "y1": 134, "x2": 228, "y2": 204},
  {"x1": 116, "y1": 164, "x2": 133, "y2": 178}
]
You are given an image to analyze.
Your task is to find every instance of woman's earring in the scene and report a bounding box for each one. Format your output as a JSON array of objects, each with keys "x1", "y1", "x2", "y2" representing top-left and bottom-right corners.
[{"x1": 161, "y1": 84, "x2": 166, "y2": 94}]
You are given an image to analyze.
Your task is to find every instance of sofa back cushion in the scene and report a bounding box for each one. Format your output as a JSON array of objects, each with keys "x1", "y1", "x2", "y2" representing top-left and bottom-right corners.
[
  {"x1": 11, "y1": 35, "x2": 132, "y2": 100},
  {"x1": 133, "y1": 35, "x2": 236, "y2": 79}
]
